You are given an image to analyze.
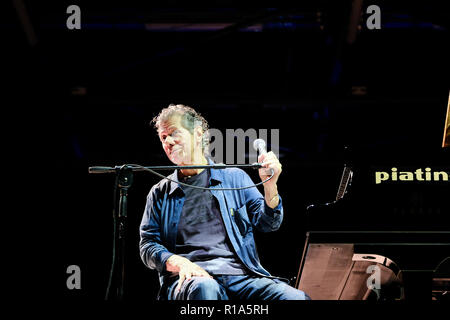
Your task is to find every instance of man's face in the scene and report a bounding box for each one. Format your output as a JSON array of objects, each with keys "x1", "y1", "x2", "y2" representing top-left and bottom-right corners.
[{"x1": 158, "y1": 115, "x2": 197, "y2": 165}]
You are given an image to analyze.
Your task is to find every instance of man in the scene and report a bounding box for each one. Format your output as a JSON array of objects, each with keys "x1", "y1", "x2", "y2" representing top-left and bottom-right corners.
[{"x1": 139, "y1": 104, "x2": 309, "y2": 300}]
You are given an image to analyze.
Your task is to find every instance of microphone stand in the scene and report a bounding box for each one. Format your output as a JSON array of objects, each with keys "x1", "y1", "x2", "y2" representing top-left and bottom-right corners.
[{"x1": 89, "y1": 162, "x2": 262, "y2": 300}]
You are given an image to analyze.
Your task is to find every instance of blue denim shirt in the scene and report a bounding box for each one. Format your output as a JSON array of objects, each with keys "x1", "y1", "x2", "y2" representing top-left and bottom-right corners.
[{"x1": 139, "y1": 160, "x2": 284, "y2": 293}]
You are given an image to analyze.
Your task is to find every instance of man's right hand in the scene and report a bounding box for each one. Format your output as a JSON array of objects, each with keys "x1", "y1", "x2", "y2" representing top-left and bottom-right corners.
[{"x1": 166, "y1": 255, "x2": 212, "y2": 291}]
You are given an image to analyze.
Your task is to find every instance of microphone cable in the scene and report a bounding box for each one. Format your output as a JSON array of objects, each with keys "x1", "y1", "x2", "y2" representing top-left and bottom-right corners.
[{"x1": 126, "y1": 163, "x2": 274, "y2": 191}]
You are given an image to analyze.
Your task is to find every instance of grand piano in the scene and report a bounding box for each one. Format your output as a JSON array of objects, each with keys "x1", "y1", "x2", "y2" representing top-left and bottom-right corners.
[{"x1": 295, "y1": 145, "x2": 450, "y2": 301}]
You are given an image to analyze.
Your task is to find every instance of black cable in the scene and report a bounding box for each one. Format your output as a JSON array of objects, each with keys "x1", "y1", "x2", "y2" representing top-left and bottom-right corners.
[
  {"x1": 126, "y1": 163, "x2": 274, "y2": 191},
  {"x1": 105, "y1": 174, "x2": 119, "y2": 300}
]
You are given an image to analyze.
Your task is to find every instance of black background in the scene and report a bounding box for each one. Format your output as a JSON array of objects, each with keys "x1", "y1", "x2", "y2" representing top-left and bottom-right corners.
[{"x1": 6, "y1": 1, "x2": 449, "y2": 313}]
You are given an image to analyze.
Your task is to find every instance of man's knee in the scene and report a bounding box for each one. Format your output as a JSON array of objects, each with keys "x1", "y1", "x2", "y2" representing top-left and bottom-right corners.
[
  {"x1": 187, "y1": 277, "x2": 227, "y2": 300},
  {"x1": 278, "y1": 284, "x2": 310, "y2": 300},
  {"x1": 268, "y1": 281, "x2": 310, "y2": 300}
]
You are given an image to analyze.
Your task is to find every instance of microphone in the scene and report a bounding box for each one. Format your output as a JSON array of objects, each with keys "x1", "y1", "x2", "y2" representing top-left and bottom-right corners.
[
  {"x1": 253, "y1": 138, "x2": 267, "y2": 155},
  {"x1": 253, "y1": 139, "x2": 273, "y2": 175}
]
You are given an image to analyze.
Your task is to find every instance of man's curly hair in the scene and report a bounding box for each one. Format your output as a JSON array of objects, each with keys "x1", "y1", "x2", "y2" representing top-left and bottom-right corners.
[{"x1": 151, "y1": 104, "x2": 210, "y2": 154}]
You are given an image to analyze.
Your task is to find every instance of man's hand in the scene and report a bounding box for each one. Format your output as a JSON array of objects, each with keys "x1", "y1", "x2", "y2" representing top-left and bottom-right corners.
[
  {"x1": 166, "y1": 255, "x2": 212, "y2": 291},
  {"x1": 258, "y1": 151, "x2": 282, "y2": 208},
  {"x1": 258, "y1": 151, "x2": 282, "y2": 186}
]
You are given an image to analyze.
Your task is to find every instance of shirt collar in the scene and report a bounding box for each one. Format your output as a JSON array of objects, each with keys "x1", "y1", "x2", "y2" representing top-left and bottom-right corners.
[{"x1": 168, "y1": 157, "x2": 223, "y2": 195}]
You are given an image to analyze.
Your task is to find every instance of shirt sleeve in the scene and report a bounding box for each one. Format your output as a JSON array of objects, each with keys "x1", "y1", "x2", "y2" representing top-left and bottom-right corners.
[
  {"x1": 139, "y1": 188, "x2": 174, "y2": 273},
  {"x1": 240, "y1": 170, "x2": 284, "y2": 232}
]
